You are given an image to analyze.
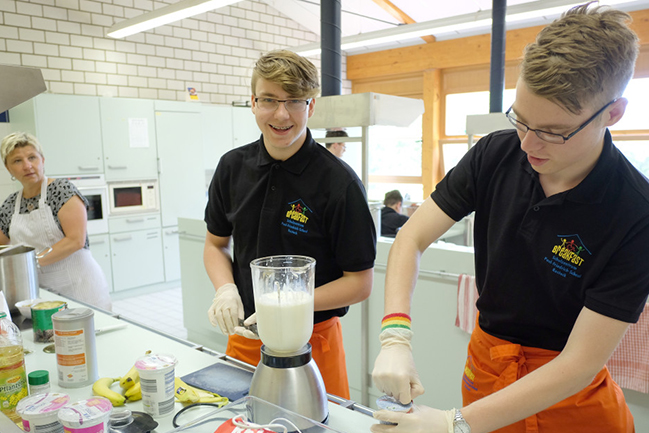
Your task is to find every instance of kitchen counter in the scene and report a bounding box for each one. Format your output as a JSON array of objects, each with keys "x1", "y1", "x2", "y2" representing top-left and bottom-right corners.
[{"x1": 1, "y1": 290, "x2": 378, "y2": 433}]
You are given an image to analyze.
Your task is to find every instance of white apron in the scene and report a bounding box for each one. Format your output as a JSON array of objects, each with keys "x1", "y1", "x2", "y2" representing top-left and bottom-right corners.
[{"x1": 9, "y1": 177, "x2": 112, "y2": 310}]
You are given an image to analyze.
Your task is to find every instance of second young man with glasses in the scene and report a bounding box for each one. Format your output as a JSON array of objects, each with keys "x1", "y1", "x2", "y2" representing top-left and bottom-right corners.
[
  {"x1": 372, "y1": 4, "x2": 648, "y2": 432},
  {"x1": 204, "y1": 50, "x2": 376, "y2": 399}
]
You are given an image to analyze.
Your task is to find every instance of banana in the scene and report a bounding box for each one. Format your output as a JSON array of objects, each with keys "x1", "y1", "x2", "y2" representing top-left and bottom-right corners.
[
  {"x1": 92, "y1": 377, "x2": 126, "y2": 406},
  {"x1": 174, "y1": 377, "x2": 200, "y2": 404},
  {"x1": 185, "y1": 383, "x2": 228, "y2": 406},
  {"x1": 119, "y1": 364, "x2": 139, "y2": 389},
  {"x1": 120, "y1": 350, "x2": 151, "y2": 389},
  {"x1": 124, "y1": 381, "x2": 141, "y2": 401}
]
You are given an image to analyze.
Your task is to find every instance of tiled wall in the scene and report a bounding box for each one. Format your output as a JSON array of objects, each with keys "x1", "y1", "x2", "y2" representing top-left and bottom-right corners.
[{"x1": 0, "y1": 0, "x2": 351, "y2": 104}]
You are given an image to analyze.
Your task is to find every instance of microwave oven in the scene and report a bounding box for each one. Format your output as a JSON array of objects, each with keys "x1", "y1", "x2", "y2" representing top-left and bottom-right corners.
[
  {"x1": 54, "y1": 174, "x2": 109, "y2": 235},
  {"x1": 108, "y1": 179, "x2": 159, "y2": 216}
]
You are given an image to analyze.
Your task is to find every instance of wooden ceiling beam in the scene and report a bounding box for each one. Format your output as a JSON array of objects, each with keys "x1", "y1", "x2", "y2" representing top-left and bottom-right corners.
[
  {"x1": 371, "y1": 0, "x2": 436, "y2": 43},
  {"x1": 348, "y1": 8, "x2": 649, "y2": 81}
]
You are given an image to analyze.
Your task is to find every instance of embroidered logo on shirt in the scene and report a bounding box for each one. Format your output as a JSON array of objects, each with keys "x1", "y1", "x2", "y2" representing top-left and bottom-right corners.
[
  {"x1": 543, "y1": 234, "x2": 591, "y2": 279},
  {"x1": 282, "y1": 199, "x2": 311, "y2": 236}
]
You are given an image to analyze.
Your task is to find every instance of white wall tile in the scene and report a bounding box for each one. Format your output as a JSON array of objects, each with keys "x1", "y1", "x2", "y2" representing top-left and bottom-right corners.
[{"x1": 2, "y1": 0, "x2": 333, "y2": 104}]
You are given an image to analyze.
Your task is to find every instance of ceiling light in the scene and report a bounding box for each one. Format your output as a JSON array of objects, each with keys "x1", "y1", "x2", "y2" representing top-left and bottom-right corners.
[
  {"x1": 290, "y1": 0, "x2": 649, "y2": 56},
  {"x1": 107, "y1": 0, "x2": 239, "y2": 39}
]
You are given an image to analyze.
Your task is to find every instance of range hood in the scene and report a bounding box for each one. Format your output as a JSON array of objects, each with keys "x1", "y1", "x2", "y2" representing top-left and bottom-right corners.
[
  {"x1": 0, "y1": 64, "x2": 46, "y2": 113},
  {"x1": 308, "y1": 92, "x2": 424, "y2": 129}
]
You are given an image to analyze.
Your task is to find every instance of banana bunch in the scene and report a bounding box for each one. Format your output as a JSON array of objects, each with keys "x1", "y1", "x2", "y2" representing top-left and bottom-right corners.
[
  {"x1": 174, "y1": 377, "x2": 228, "y2": 406},
  {"x1": 93, "y1": 350, "x2": 151, "y2": 406}
]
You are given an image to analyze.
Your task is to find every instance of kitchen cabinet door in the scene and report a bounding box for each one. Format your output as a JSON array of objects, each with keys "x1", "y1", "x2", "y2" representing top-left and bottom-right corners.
[
  {"x1": 162, "y1": 226, "x2": 180, "y2": 282},
  {"x1": 232, "y1": 106, "x2": 260, "y2": 148},
  {"x1": 201, "y1": 105, "x2": 233, "y2": 171},
  {"x1": 9, "y1": 94, "x2": 104, "y2": 175},
  {"x1": 110, "y1": 229, "x2": 164, "y2": 292},
  {"x1": 88, "y1": 234, "x2": 113, "y2": 292},
  {"x1": 155, "y1": 110, "x2": 205, "y2": 228},
  {"x1": 100, "y1": 98, "x2": 158, "y2": 181}
]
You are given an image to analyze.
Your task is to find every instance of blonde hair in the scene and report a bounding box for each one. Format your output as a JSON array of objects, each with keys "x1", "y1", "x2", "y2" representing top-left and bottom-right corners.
[
  {"x1": 1, "y1": 132, "x2": 44, "y2": 165},
  {"x1": 251, "y1": 50, "x2": 320, "y2": 99},
  {"x1": 521, "y1": 2, "x2": 638, "y2": 114}
]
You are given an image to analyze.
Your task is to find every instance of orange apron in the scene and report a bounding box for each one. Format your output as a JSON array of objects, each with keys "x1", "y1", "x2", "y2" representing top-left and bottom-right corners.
[
  {"x1": 462, "y1": 320, "x2": 634, "y2": 432},
  {"x1": 226, "y1": 316, "x2": 350, "y2": 399}
]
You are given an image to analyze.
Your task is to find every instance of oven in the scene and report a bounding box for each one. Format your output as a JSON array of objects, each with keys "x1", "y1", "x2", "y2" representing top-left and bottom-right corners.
[
  {"x1": 107, "y1": 179, "x2": 159, "y2": 216},
  {"x1": 53, "y1": 174, "x2": 109, "y2": 235}
]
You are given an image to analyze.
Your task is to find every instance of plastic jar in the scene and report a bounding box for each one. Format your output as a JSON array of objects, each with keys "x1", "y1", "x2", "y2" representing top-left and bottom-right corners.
[
  {"x1": 58, "y1": 397, "x2": 112, "y2": 433},
  {"x1": 29, "y1": 370, "x2": 51, "y2": 395},
  {"x1": 135, "y1": 353, "x2": 177, "y2": 417},
  {"x1": 16, "y1": 392, "x2": 70, "y2": 433}
]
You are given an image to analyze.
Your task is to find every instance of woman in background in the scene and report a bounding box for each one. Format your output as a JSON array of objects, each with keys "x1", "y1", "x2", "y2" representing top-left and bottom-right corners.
[{"x1": 0, "y1": 132, "x2": 111, "y2": 310}]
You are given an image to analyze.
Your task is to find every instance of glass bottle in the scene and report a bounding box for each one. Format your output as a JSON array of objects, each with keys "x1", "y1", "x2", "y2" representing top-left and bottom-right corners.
[{"x1": 0, "y1": 311, "x2": 28, "y2": 422}]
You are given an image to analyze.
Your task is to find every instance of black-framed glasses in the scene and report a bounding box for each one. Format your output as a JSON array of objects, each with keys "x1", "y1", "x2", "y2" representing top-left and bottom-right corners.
[
  {"x1": 254, "y1": 97, "x2": 311, "y2": 113},
  {"x1": 505, "y1": 99, "x2": 617, "y2": 144}
]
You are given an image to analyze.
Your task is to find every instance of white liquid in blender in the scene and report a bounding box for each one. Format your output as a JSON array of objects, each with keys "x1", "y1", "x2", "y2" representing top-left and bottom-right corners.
[{"x1": 256, "y1": 290, "x2": 314, "y2": 353}]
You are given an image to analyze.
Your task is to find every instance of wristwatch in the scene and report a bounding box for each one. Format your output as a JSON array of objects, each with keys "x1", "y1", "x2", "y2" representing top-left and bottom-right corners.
[{"x1": 454, "y1": 409, "x2": 471, "y2": 433}]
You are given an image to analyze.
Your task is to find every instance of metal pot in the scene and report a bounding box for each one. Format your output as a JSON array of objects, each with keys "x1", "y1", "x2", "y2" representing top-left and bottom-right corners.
[{"x1": 0, "y1": 245, "x2": 41, "y2": 311}]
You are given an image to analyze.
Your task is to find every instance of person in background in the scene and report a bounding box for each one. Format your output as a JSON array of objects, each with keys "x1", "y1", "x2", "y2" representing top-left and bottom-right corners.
[
  {"x1": 0, "y1": 132, "x2": 111, "y2": 310},
  {"x1": 204, "y1": 50, "x2": 376, "y2": 399},
  {"x1": 371, "y1": 4, "x2": 647, "y2": 433},
  {"x1": 381, "y1": 190, "x2": 409, "y2": 237},
  {"x1": 325, "y1": 129, "x2": 348, "y2": 158}
]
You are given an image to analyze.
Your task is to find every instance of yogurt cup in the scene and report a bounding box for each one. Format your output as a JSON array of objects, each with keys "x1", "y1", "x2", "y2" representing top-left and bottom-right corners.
[
  {"x1": 58, "y1": 397, "x2": 112, "y2": 433},
  {"x1": 135, "y1": 353, "x2": 178, "y2": 417},
  {"x1": 16, "y1": 392, "x2": 70, "y2": 433}
]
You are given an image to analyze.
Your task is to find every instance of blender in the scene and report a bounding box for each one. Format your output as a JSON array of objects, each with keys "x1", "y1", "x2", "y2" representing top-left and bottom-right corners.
[{"x1": 248, "y1": 255, "x2": 328, "y2": 427}]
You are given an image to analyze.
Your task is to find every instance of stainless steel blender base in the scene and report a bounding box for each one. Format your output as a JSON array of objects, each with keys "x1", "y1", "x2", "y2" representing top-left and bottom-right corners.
[{"x1": 249, "y1": 344, "x2": 328, "y2": 427}]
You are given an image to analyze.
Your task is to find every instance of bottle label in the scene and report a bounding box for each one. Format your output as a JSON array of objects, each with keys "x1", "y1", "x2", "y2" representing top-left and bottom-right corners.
[
  {"x1": 0, "y1": 356, "x2": 28, "y2": 416},
  {"x1": 54, "y1": 328, "x2": 88, "y2": 384}
]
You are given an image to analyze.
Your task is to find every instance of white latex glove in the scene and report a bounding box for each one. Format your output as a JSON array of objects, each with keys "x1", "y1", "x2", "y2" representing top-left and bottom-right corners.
[
  {"x1": 372, "y1": 328, "x2": 425, "y2": 404},
  {"x1": 371, "y1": 406, "x2": 454, "y2": 433},
  {"x1": 234, "y1": 312, "x2": 260, "y2": 340},
  {"x1": 207, "y1": 283, "x2": 244, "y2": 335}
]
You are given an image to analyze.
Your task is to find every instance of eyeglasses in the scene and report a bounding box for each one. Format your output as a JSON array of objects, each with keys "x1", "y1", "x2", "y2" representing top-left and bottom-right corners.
[
  {"x1": 254, "y1": 97, "x2": 311, "y2": 113},
  {"x1": 505, "y1": 99, "x2": 617, "y2": 144}
]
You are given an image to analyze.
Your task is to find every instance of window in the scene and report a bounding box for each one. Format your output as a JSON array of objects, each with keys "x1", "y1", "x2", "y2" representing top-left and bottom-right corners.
[
  {"x1": 445, "y1": 89, "x2": 516, "y2": 136},
  {"x1": 611, "y1": 77, "x2": 649, "y2": 131}
]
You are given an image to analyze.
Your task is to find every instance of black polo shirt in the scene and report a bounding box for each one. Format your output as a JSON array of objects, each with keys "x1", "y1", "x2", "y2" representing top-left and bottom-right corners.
[
  {"x1": 381, "y1": 206, "x2": 409, "y2": 237},
  {"x1": 205, "y1": 129, "x2": 377, "y2": 324},
  {"x1": 432, "y1": 129, "x2": 649, "y2": 351}
]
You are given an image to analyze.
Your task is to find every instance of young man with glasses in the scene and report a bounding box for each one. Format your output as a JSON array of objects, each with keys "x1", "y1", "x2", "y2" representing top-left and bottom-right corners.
[
  {"x1": 204, "y1": 50, "x2": 376, "y2": 399},
  {"x1": 372, "y1": 4, "x2": 647, "y2": 433}
]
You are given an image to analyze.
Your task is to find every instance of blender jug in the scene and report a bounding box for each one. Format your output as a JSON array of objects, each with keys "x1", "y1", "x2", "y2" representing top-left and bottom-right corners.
[{"x1": 250, "y1": 255, "x2": 315, "y2": 354}]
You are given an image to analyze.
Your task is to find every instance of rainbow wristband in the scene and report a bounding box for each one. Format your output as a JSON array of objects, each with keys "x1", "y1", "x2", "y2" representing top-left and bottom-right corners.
[{"x1": 381, "y1": 313, "x2": 411, "y2": 332}]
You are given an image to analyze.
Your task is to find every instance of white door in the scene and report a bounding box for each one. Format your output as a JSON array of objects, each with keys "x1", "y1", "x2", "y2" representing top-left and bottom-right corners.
[
  {"x1": 155, "y1": 110, "x2": 205, "y2": 228},
  {"x1": 162, "y1": 226, "x2": 181, "y2": 282},
  {"x1": 100, "y1": 98, "x2": 158, "y2": 180},
  {"x1": 110, "y1": 229, "x2": 164, "y2": 291},
  {"x1": 88, "y1": 234, "x2": 113, "y2": 292}
]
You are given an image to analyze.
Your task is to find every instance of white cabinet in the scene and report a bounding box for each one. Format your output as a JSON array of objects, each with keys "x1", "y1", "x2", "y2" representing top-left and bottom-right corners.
[
  {"x1": 100, "y1": 98, "x2": 158, "y2": 181},
  {"x1": 154, "y1": 102, "x2": 206, "y2": 228},
  {"x1": 110, "y1": 227, "x2": 164, "y2": 292},
  {"x1": 88, "y1": 234, "x2": 113, "y2": 292},
  {"x1": 231, "y1": 106, "x2": 260, "y2": 148},
  {"x1": 9, "y1": 94, "x2": 104, "y2": 175},
  {"x1": 201, "y1": 104, "x2": 233, "y2": 171},
  {"x1": 162, "y1": 226, "x2": 180, "y2": 282}
]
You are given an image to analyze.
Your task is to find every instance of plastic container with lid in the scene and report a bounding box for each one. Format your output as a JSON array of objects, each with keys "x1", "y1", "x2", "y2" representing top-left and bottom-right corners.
[
  {"x1": 16, "y1": 392, "x2": 70, "y2": 433},
  {"x1": 134, "y1": 353, "x2": 177, "y2": 417},
  {"x1": 58, "y1": 397, "x2": 113, "y2": 433},
  {"x1": 0, "y1": 311, "x2": 28, "y2": 422},
  {"x1": 29, "y1": 370, "x2": 51, "y2": 395}
]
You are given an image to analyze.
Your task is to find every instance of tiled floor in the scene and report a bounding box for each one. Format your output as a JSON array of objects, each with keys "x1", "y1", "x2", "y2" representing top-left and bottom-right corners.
[{"x1": 111, "y1": 286, "x2": 188, "y2": 340}]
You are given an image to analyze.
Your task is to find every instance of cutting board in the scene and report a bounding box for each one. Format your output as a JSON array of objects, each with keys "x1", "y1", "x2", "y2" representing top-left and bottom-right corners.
[{"x1": 181, "y1": 363, "x2": 253, "y2": 401}]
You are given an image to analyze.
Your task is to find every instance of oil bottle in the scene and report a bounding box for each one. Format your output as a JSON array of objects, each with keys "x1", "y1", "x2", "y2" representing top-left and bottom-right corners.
[{"x1": 0, "y1": 311, "x2": 28, "y2": 422}]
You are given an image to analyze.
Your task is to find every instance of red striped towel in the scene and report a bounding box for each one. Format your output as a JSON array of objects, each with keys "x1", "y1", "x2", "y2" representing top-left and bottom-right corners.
[
  {"x1": 455, "y1": 274, "x2": 479, "y2": 334},
  {"x1": 607, "y1": 303, "x2": 649, "y2": 393}
]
